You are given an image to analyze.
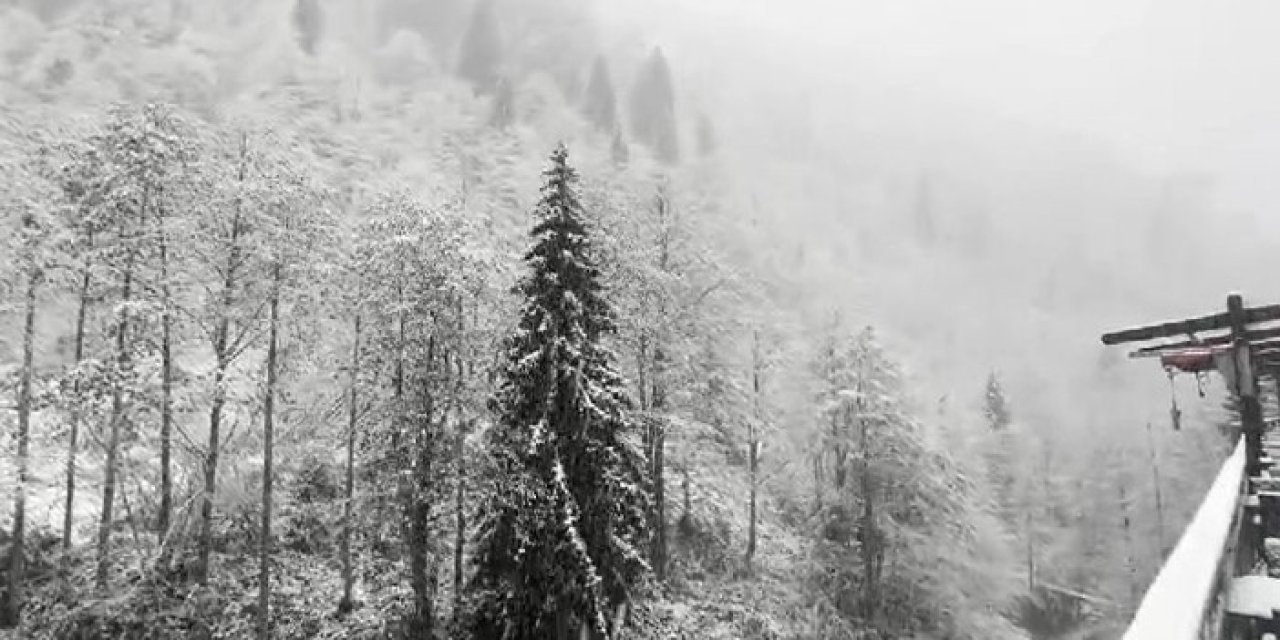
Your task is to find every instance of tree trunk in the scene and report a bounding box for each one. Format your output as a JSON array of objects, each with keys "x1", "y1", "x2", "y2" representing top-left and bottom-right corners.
[
  {"x1": 63, "y1": 245, "x2": 92, "y2": 550},
  {"x1": 832, "y1": 407, "x2": 847, "y2": 491},
  {"x1": 650, "y1": 187, "x2": 671, "y2": 581},
  {"x1": 97, "y1": 257, "x2": 135, "y2": 592},
  {"x1": 158, "y1": 226, "x2": 174, "y2": 537},
  {"x1": 339, "y1": 314, "x2": 361, "y2": 615},
  {"x1": 651, "y1": 415, "x2": 667, "y2": 581},
  {"x1": 258, "y1": 263, "x2": 282, "y2": 640},
  {"x1": 198, "y1": 333, "x2": 229, "y2": 585},
  {"x1": 1025, "y1": 509, "x2": 1035, "y2": 591},
  {"x1": 682, "y1": 463, "x2": 691, "y2": 519},
  {"x1": 408, "y1": 495, "x2": 434, "y2": 636},
  {"x1": 812, "y1": 450, "x2": 823, "y2": 514},
  {"x1": 746, "y1": 439, "x2": 758, "y2": 571},
  {"x1": 638, "y1": 335, "x2": 650, "y2": 411},
  {"x1": 197, "y1": 138, "x2": 248, "y2": 585},
  {"x1": 454, "y1": 417, "x2": 466, "y2": 611},
  {"x1": 1145, "y1": 421, "x2": 1167, "y2": 558},
  {"x1": 650, "y1": 347, "x2": 668, "y2": 582},
  {"x1": 406, "y1": 340, "x2": 436, "y2": 638},
  {"x1": 390, "y1": 302, "x2": 406, "y2": 535},
  {"x1": 0, "y1": 267, "x2": 38, "y2": 626},
  {"x1": 452, "y1": 298, "x2": 470, "y2": 611},
  {"x1": 555, "y1": 609, "x2": 572, "y2": 640},
  {"x1": 1118, "y1": 468, "x2": 1139, "y2": 607},
  {"x1": 745, "y1": 330, "x2": 761, "y2": 571},
  {"x1": 859, "y1": 406, "x2": 879, "y2": 620}
]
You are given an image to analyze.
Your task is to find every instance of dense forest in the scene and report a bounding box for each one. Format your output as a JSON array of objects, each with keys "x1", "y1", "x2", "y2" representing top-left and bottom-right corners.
[{"x1": 0, "y1": 0, "x2": 1255, "y2": 638}]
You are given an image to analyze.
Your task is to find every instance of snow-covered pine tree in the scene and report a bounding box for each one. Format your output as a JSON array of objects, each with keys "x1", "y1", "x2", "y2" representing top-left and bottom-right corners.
[
  {"x1": 984, "y1": 371, "x2": 1011, "y2": 432},
  {"x1": 811, "y1": 327, "x2": 1023, "y2": 636},
  {"x1": 467, "y1": 145, "x2": 650, "y2": 640},
  {"x1": 983, "y1": 370, "x2": 1021, "y2": 525}
]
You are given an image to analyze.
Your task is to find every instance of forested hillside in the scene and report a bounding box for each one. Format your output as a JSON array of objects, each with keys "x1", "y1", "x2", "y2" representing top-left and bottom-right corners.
[{"x1": 0, "y1": 1, "x2": 1249, "y2": 638}]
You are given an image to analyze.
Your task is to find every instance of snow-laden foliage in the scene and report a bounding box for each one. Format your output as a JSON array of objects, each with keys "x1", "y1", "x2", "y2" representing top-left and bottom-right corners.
[
  {"x1": 466, "y1": 146, "x2": 650, "y2": 640},
  {"x1": 810, "y1": 327, "x2": 1025, "y2": 639},
  {"x1": 0, "y1": 2, "x2": 1200, "y2": 638}
]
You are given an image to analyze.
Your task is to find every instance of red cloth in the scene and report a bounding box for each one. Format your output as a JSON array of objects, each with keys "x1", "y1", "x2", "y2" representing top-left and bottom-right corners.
[{"x1": 1160, "y1": 349, "x2": 1218, "y2": 373}]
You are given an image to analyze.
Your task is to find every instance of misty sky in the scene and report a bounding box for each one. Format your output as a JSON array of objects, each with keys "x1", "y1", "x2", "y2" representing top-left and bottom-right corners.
[{"x1": 632, "y1": 0, "x2": 1280, "y2": 219}]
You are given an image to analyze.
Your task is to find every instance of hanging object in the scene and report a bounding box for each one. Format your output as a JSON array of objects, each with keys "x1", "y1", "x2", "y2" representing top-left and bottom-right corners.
[
  {"x1": 1167, "y1": 367, "x2": 1183, "y2": 431},
  {"x1": 1195, "y1": 371, "x2": 1208, "y2": 398},
  {"x1": 1160, "y1": 347, "x2": 1218, "y2": 373}
]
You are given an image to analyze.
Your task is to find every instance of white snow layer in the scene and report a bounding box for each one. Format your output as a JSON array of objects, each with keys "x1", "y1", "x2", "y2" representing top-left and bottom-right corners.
[{"x1": 1123, "y1": 436, "x2": 1246, "y2": 640}]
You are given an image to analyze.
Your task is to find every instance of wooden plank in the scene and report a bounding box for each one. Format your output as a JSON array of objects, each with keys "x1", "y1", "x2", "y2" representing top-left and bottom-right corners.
[
  {"x1": 1226, "y1": 575, "x2": 1280, "y2": 619},
  {"x1": 1243, "y1": 327, "x2": 1280, "y2": 344},
  {"x1": 1132, "y1": 326, "x2": 1280, "y2": 355},
  {"x1": 1104, "y1": 296, "x2": 1280, "y2": 346},
  {"x1": 1247, "y1": 304, "x2": 1280, "y2": 325},
  {"x1": 1102, "y1": 311, "x2": 1233, "y2": 346},
  {"x1": 1123, "y1": 438, "x2": 1246, "y2": 640}
]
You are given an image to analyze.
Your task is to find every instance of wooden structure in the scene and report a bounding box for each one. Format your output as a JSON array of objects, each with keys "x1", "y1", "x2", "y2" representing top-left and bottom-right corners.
[{"x1": 1102, "y1": 294, "x2": 1280, "y2": 639}]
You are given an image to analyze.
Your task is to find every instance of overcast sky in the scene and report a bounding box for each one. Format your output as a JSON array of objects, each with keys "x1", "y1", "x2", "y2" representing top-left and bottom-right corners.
[{"x1": 616, "y1": 0, "x2": 1280, "y2": 218}]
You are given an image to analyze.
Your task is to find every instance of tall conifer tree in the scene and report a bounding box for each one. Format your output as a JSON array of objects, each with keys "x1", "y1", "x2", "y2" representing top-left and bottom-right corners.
[
  {"x1": 985, "y1": 371, "x2": 1011, "y2": 432},
  {"x1": 467, "y1": 144, "x2": 650, "y2": 640}
]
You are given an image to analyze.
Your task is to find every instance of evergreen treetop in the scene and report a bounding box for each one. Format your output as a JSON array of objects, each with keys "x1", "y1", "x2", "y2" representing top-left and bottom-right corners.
[
  {"x1": 468, "y1": 144, "x2": 649, "y2": 640},
  {"x1": 985, "y1": 371, "x2": 1012, "y2": 432}
]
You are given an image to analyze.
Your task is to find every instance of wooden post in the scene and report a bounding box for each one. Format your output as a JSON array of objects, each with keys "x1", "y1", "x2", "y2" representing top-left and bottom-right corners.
[{"x1": 1228, "y1": 294, "x2": 1264, "y2": 479}]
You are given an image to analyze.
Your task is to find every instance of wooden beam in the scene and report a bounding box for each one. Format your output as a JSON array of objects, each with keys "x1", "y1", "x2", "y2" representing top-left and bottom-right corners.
[
  {"x1": 1132, "y1": 325, "x2": 1280, "y2": 356},
  {"x1": 1102, "y1": 311, "x2": 1233, "y2": 346},
  {"x1": 1134, "y1": 331, "x2": 1231, "y2": 353},
  {"x1": 1103, "y1": 294, "x2": 1280, "y2": 347},
  {"x1": 1246, "y1": 304, "x2": 1280, "y2": 325}
]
